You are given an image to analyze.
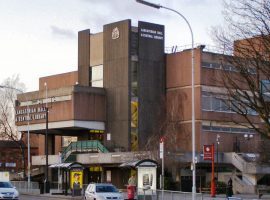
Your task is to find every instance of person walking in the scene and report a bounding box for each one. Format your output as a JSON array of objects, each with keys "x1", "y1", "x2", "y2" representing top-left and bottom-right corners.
[{"x1": 226, "y1": 178, "x2": 233, "y2": 197}]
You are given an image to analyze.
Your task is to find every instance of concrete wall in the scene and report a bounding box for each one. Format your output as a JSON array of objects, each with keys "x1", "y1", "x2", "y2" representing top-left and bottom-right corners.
[
  {"x1": 166, "y1": 48, "x2": 202, "y2": 152},
  {"x1": 166, "y1": 49, "x2": 263, "y2": 153},
  {"x1": 78, "y1": 29, "x2": 90, "y2": 86},
  {"x1": 90, "y1": 32, "x2": 103, "y2": 66},
  {"x1": 103, "y1": 20, "x2": 131, "y2": 151},
  {"x1": 16, "y1": 86, "x2": 106, "y2": 126},
  {"x1": 39, "y1": 71, "x2": 78, "y2": 91},
  {"x1": 200, "y1": 51, "x2": 262, "y2": 152}
]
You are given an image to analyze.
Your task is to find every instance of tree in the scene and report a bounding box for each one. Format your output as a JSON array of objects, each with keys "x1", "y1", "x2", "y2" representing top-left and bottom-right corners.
[
  {"x1": 212, "y1": 0, "x2": 270, "y2": 140},
  {"x1": 210, "y1": 0, "x2": 270, "y2": 162},
  {"x1": 0, "y1": 74, "x2": 27, "y2": 178},
  {"x1": 143, "y1": 93, "x2": 190, "y2": 190}
]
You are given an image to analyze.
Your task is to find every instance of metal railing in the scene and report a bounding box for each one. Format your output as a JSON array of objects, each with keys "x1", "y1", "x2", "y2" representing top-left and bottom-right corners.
[
  {"x1": 165, "y1": 44, "x2": 232, "y2": 55},
  {"x1": 61, "y1": 140, "x2": 109, "y2": 161},
  {"x1": 11, "y1": 181, "x2": 40, "y2": 194},
  {"x1": 123, "y1": 188, "x2": 228, "y2": 200}
]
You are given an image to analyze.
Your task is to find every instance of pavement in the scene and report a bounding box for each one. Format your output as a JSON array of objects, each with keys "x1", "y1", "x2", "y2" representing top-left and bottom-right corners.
[{"x1": 21, "y1": 193, "x2": 83, "y2": 200}]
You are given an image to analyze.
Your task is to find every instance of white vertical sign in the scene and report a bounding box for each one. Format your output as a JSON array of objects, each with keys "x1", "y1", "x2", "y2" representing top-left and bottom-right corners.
[{"x1": 160, "y1": 139, "x2": 164, "y2": 159}]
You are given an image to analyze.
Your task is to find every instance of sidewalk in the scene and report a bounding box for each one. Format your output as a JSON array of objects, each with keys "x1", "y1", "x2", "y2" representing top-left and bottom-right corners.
[
  {"x1": 21, "y1": 193, "x2": 83, "y2": 200},
  {"x1": 202, "y1": 193, "x2": 270, "y2": 200},
  {"x1": 233, "y1": 193, "x2": 270, "y2": 199},
  {"x1": 21, "y1": 192, "x2": 270, "y2": 200}
]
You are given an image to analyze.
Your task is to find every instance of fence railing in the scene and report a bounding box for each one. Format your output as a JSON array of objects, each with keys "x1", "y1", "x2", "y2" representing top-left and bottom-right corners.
[
  {"x1": 122, "y1": 188, "x2": 228, "y2": 200},
  {"x1": 11, "y1": 181, "x2": 40, "y2": 194},
  {"x1": 61, "y1": 140, "x2": 109, "y2": 161}
]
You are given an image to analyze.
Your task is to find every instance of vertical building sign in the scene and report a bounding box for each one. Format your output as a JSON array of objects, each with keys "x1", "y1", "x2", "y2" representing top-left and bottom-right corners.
[{"x1": 137, "y1": 21, "x2": 165, "y2": 150}]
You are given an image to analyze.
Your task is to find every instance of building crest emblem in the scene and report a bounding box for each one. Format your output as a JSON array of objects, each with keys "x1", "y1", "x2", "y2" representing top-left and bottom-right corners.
[{"x1": 112, "y1": 27, "x2": 120, "y2": 40}]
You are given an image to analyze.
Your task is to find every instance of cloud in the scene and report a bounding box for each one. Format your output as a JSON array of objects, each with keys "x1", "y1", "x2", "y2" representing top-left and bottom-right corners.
[
  {"x1": 50, "y1": 25, "x2": 76, "y2": 39},
  {"x1": 80, "y1": 0, "x2": 163, "y2": 33}
]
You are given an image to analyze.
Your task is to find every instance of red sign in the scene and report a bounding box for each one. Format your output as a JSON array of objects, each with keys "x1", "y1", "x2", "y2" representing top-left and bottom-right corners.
[{"x1": 203, "y1": 145, "x2": 213, "y2": 160}]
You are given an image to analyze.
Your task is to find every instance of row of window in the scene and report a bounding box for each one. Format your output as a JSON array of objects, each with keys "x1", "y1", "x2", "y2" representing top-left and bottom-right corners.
[
  {"x1": 202, "y1": 125, "x2": 256, "y2": 134},
  {"x1": 202, "y1": 61, "x2": 256, "y2": 74},
  {"x1": 202, "y1": 92, "x2": 257, "y2": 115},
  {"x1": 89, "y1": 62, "x2": 257, "y2": 88}
]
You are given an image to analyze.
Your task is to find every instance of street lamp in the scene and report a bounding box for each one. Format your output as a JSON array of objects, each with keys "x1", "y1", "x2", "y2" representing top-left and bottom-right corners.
[
  {"x1": 244, "y1": 133, "x2": 254, "y2": 153},
  {"x1": 216, "y1": 134, "x2": 220, "y2": 183},
  {"x1": 135, "y1": 1, "x2": 196, "y2": 198},
  {"x1": 44, "y1": 82, "x2": 50, "y2": 193},
  {"x1": 244, "y1": 133, "x2": 254, "y2": 140},
  {"x1": 0, "y1": 85, "x2": 31, "y2": 189}
]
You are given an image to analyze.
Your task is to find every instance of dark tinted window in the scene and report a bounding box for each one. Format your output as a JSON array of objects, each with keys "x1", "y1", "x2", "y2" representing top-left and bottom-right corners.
[
  {"x1": 0, "y1": 182, "x2": 13, "y2": 188},
  {"x1": 96, "y1": 185, "x2": 118, "y2": 193}
]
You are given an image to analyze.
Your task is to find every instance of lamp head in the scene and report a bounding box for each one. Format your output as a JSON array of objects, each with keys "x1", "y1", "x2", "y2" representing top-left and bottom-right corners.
[{"x1": 136, "y1": 0, "x2": 161, "y2": 9}]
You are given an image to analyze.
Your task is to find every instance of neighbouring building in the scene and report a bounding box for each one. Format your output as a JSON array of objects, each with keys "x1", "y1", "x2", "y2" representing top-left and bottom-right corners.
[{"x1": 0, "y1": 140, "x2": 38, "y2": 179}]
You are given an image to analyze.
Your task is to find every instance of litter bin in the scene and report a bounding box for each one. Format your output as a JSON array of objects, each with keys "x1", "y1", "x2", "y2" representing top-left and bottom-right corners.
[
  {"x1": 127, "y1": 185, "x2": 136, "y2": 200},
  {"x1": 72, "y1": 188, "x2": 82, "y2": 196},
  {"x1": 39, "y1": 182, "x2": 44, "y2": 194}
]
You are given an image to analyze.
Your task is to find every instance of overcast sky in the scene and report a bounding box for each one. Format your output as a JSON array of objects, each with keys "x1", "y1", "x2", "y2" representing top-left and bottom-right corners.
[{"x1": 0, "y1": 0, "x2": 223, "y2": 91}]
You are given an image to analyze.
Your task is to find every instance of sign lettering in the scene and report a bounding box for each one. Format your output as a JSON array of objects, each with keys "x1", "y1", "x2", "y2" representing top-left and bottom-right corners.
[
  {"x1": 15, "y1": 106, "x2": 46, "y2": 122},
  {"x1": 140, "y1": 28, "x2": 164, "y2": 40}
]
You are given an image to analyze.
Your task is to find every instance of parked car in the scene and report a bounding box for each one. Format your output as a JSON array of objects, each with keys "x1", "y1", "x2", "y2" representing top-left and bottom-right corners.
[
  {"x1": 0, "y1": 181, "x2": 19, "y2": 200},
  {"x1": 85, "y1": 183, "x2": 124, "y2": 200}
]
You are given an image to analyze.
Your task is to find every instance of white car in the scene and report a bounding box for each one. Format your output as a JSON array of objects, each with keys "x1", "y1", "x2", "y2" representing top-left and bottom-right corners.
[
  {"x1": 85, "y1": 183, "x2": 124, "y2": 200},
  {"x1": 0, "y1": 181, "x2": 19, "y2": 200}
]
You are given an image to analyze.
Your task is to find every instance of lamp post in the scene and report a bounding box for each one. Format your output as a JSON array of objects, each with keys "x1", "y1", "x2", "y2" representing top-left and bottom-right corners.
[
  {"x1": 135, "y1": 1, "x2": 196, "y2": 198},
  {"x1": 44, "y1": 82, "x2": 50, "y2": 193},
  {"x1": 0, "y1": 85, "x2": 31, "y2": 189},
  {"x1": 216, "y1": 134, "x2": 220, "y2": 183}
]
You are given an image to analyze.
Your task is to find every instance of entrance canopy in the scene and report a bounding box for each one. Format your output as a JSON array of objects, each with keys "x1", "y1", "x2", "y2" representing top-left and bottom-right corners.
[
  {"x1": 49, "y1": 162, "x2": 84, "y2": 170},
  {"x1": 120, "y1": 159, "x2": 158, "y2": 168}
]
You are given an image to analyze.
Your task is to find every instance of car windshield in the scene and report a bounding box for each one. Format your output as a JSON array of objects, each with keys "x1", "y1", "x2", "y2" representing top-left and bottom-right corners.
[
  {"x1": 96, "y1": 185, "x2": 118, "y2": 193},
  {"x1": 0, "y1": 182, "x2": 13, "y2": 188}
]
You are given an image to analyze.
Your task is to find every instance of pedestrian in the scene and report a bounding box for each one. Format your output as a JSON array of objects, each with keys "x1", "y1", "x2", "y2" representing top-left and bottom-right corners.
[
  {"x1": 226, "y1": 178, "x2": 233, "y2": 197},
  {"x1": 128, "y1": 174, "x2": 136, "y2": 186}
]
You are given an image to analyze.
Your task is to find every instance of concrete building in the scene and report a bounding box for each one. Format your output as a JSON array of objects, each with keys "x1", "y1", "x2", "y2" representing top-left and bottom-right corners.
[
  {"x1": 15, "y1": 20, "x2": 270, "y2": 193},
  {"x1": 15, "y1": 19, "x2": 165, "y2": 189},
  {"x1": 166, "y1": 46, "x2": 270, "y2": 192}
]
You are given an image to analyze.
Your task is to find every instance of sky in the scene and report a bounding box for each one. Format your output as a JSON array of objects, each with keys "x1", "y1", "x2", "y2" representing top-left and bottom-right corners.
[{"x1": 0, "y1": 0, "x2": 223, "y2": 92}]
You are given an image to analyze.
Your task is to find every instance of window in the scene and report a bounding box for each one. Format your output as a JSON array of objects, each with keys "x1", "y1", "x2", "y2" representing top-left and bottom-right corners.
[
  {"x1": 202, "y1": 61, "x2": 257, "y2": 75},
  {"x1": 96, "y1": 185, "x2": 118, "y2": 193},
  {"x1": 202, "y1": 92, "x2": 257, "y2": 115},
  {"x1": 202, "y1": 125, "x2": 255, "y2": 134},
  {"x1": 202, "y1": 96, "x2": 212, "y2": 110},
  {"x1": 91, "y1": 65, "x2": 103, "y2": 87}
]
